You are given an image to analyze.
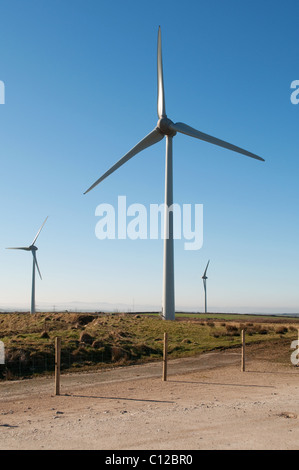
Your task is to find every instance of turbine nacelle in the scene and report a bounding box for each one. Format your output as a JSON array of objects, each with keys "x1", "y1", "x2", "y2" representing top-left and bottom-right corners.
[
  {"x1": 157, "y1": 117, "x2": 176, "y2": 137},
  {"x1": 29, "y1": 245, "x2": 38, "y2": 252}
]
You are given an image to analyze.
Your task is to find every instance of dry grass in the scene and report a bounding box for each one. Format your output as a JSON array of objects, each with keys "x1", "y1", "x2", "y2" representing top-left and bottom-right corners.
[{"x1": 0, "y1": 312, "x2": 298, "y2": 379}]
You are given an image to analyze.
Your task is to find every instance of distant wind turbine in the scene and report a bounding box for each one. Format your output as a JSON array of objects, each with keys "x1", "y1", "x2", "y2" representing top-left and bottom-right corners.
[
  {"x1": 6, "y1": 217, "x2": 48, "y2": 314},
  {"x1": 84, "y1": 27, "x2": 264, "y2": 321},
  {"x1": 202, "y1": 260, "x2": 210, "y2": 314}
]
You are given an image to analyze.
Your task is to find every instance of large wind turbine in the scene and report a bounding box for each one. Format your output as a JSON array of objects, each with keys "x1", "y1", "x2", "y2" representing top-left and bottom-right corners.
[
  {"x1": 6, "y1": 217, "x2": 48, "y2": 314},
  {"x1": 202, "y1": 260, "x2": 210, "y2": 314},
  {"x1": 84, "y1": 27, "x2": 264, "y2": 321}
]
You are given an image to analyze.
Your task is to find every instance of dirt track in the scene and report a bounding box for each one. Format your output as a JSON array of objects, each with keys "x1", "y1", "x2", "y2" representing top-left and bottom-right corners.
[{"x1": 1, "y1": 348, "x2": 299, "y2": 450}]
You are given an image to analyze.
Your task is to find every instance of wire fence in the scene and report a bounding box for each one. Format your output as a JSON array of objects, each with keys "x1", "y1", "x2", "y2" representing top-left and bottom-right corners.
[
  {"x1": 0, "y1": 340, "x2": 163, "y2": 380},
  {"x1": 1, "y1": 326, "x2": 298, "y2": 381}
]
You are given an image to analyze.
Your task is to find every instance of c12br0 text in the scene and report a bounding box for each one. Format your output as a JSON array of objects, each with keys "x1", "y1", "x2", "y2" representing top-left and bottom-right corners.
[
  {"x1": 105, "y1": 454, "x2": 192, "y2": 466},
  {"x1": 148, "y1": 455, "x2": 192, "y2": 465}
]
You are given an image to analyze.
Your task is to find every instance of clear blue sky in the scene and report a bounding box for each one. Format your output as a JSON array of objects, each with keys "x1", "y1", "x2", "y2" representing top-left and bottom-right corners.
[{"x1": 1, "y1": 0, "x2": 298, "y2": 313}]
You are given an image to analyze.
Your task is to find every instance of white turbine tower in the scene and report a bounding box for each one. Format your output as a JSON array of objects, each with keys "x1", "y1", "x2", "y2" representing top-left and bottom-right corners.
[
  {"x1": 6, "y1": 217, "x2": 48, "y2": 314},
  {"x1": 84, "y1": 27, "x2": 264, "y2": 321},
  {"x1": 202, "y1": 260, "x2": 210, "y2": 314}
]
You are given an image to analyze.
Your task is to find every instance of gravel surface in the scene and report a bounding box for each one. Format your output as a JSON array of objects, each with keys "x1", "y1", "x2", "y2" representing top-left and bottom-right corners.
[{"x1": 1, "y1": 348, "x2": 299, "y2": 450}]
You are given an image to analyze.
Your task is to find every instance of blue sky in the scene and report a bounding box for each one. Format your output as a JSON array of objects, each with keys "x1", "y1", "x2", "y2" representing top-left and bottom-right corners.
[{"x1": 0, "y1": 0, "x2": 298, "y2": 313}]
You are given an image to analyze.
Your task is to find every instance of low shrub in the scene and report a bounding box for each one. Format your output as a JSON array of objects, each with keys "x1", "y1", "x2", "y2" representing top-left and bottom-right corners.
[
  {"x1": 79, "y1": 332, "x2": 94, "y2": 345},
  {"x1": 276, "y1": 326, "x2": 288, "y2": 335}
]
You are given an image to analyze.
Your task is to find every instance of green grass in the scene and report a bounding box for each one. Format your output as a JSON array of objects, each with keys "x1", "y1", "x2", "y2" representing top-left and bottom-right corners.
[
  {"x1": 175, "y1": 312, "x2": 298, "y2": 321},
  {"x1": 0, "y1": 312, "x2": 298, "y2": 379}
]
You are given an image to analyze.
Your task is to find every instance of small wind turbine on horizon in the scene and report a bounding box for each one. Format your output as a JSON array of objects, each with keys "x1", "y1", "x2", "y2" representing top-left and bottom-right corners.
[
  {"x1": 6, "y1": 217, "x2": 48, "y2": 314},
  {"x1": 202, "y1": 260, "x2": 210, "y2": 314},
  {"x1": 84, "y1": 27, "x2": 265, "y2": 321}
]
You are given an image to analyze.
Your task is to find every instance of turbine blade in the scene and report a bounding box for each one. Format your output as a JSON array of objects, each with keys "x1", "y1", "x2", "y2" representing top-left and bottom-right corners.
[
  {"x1": 169, "y1": 122, "x2": 265, "y2": 162},
  {"x1": 84, "y1": 128, "x2": 164, "y2": 194},
  {"x1": 6, "y1": 247, "x2": 30, "y2": 251},
  {"x1": 157, "y1": 26, "x2": 166, "y2": 118},
  {"x1": 32, "y1": 251, "x2": 42, "y2": 280},
  {"x1": 32, "y1": 216, "x2": 48, "y2": 246},
  {"x1": 203, "y1": 260, "x2": 210, "y2": 277}
]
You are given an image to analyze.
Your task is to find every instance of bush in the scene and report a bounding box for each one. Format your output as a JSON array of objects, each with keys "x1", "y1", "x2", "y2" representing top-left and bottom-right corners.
[
  {"x1": 79, "y1": 332, "x2": 94, "y2": 345},
  {"x1": 111, "y1": 346, "x2": 125, "y2": 362},
  {"x1": 226, "y1": 325, "x2": 239, "y2": 333},
  {"x1": 40, "y1": 331, "x2": 49, "y2": 339},
  {"x1": 276, "y1": 326, "x2": 288, "y2": 335},
  {"x1": 77, "y1": 315, "x2": 95, "y2": 326},
  {"x1": 225, "y1": 324, "x2": 240, "y2": 336},
  {"x1": 91, "y1": 339, "x2": 106, "y2": 348},
  {"x1": 246, "y1": 324, "x2": 265, "y2": 335},
  {"x1": 259, "y1": 328, "x2": 269, "y2": 335}
]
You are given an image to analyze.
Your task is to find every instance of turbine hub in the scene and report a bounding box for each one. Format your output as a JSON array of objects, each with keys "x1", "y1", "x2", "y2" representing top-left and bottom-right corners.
[
  {"x1": 157, "y1": 117, "x2": 176, "y2": 137},
  {"x1": 30, "y1": 245, "x2": 38, "y2": 251}
]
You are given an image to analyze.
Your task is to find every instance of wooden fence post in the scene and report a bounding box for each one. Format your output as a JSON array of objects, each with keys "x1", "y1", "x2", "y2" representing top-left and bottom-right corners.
[
  {"x1": 55, "y1": 337, "x2": 61, "y2": 395},
  {"x1": 241, "y1": 329, "x2": 245, "y2": 372},
  {"x1": 162, "y1": 332, "x2": 168, "y2": 381}
]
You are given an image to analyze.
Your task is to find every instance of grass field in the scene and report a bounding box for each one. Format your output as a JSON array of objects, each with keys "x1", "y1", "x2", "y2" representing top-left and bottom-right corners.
[{"x1": 0, "y1": 312, "x2": 298, "y2": 379}]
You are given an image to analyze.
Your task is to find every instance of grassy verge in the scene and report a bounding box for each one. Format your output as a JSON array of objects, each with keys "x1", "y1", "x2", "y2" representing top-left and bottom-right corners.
[{"x1": 0, "y1": 312, "x2": 298, "y2": 379}]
